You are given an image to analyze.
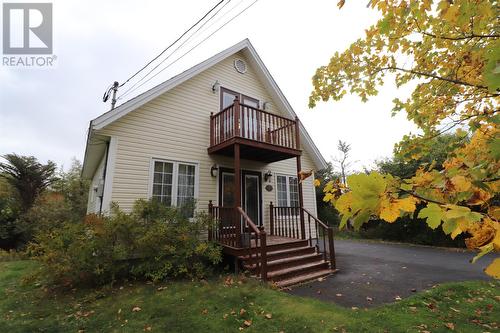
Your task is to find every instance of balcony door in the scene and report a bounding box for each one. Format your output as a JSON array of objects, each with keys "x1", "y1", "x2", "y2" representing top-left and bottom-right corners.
[
  {"x1": 220, "y1": 88, "x2": 259, "y2": 140},
  {"x1": 219, "y1": 168, "x2": 262, "y2": 226}
]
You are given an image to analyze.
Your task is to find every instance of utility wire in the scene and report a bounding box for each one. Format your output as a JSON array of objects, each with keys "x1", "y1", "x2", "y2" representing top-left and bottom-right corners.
[
  {"x1": 118, "y1": 0, "x2": 234, "y2": 100},
  {"x1": 118, "y1": 0, "x2": 259, "y2": 101},
  {"x1": 116, "y1": 0, "x2": 226, "y2": 89}
]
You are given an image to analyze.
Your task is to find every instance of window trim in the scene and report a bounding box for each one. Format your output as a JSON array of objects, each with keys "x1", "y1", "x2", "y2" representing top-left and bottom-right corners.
[
  {"x1": 148, "y1": 158, "x2": 199, "y2": 207},
  {"x1": 275, "y1": 174, "x2": 299, "y2": 207},
  {"x1": 219, "y1": 86, "x2": 260, "y2": 111}
]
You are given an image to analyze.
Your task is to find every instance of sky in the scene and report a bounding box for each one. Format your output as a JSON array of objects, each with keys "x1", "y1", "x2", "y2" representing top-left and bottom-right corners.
[{"x1": 0, "y1": 0, "x2": 419, "y2": 173}]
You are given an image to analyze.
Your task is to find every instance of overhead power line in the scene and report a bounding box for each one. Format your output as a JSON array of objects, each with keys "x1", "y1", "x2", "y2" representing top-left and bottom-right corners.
[
  {"x1": 117, "y1": 0, "x2": 260, "y2": 101},
  {"x1": 119, "y1": 0, "x2": 226, "y2": 88},
  {"x1": 102, "y1": 0, "x2": 227, "y2": 108},
  {"x1": 117, "y1": 0, "x2": 234, "y2": 100}
]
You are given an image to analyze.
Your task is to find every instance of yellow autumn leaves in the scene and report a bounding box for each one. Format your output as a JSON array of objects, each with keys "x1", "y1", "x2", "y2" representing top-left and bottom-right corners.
[
  {"x1": 312, "y1": 0, "x2": 499, "y2": 277},
  {"x1": 320, "y1": 169, "x2": 499, "y2": 278},
  {"x1": 379, "y1": 196, "x2": 418, "y2": 223}
]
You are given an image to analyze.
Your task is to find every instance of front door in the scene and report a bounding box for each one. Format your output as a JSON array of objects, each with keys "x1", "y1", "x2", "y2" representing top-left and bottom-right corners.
[{"x1": 219, "y1": 169, "x2": 262, "y2": 226}]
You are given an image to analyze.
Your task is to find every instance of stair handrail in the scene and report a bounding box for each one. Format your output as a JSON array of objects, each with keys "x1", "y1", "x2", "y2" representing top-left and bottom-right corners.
[
  {"x1": 236, "y1": 207, "x2": 267, "y2": 281},
  {"x1": 302, "y1": 207, "x2": 336, "y2": 270}
]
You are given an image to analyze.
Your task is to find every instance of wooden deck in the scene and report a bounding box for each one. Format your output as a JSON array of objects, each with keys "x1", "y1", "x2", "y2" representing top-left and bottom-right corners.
[
  {"x1": 208, "y1": 99, "x2": 301, "y2": 163},
  {"x1": 253, "y1": 235, "x2": 302, "y2": 247}
]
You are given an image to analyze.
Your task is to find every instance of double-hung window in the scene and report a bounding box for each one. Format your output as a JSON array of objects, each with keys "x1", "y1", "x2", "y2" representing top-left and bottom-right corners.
[
  {"x1": 151, "y1": 159, "x2": 197, "y2": 216},
  {"x1": 276, "y1": 175, "x2": 299, "y2": 207}
]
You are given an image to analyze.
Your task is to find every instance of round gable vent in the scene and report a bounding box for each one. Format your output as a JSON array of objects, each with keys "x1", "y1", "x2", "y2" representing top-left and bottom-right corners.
[{"x1": 234, "y1": 59, "x2": 247, "y2": 74}]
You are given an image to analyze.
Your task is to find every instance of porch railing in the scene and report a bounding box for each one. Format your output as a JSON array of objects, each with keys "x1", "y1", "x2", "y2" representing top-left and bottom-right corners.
[
  {"x1": 208, "y1": 201, "x2": 267, "y2": 280},
  {"x1": 270, "y1": 203, "x2": 336, "y2": 270},
  {"x1": 210, "y1": 97, "x2": 299, "y2": 150}
]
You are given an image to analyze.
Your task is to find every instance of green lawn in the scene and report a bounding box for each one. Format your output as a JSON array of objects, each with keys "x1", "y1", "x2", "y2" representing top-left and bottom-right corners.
[{"x1": 1, "y1": 261, "x2": 498, "y2": 332}]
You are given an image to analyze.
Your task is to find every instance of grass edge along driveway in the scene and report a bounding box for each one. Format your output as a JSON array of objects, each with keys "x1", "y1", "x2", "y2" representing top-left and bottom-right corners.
[{"x1": 1, "y1": 260, "x2": 499, "y2": 333}]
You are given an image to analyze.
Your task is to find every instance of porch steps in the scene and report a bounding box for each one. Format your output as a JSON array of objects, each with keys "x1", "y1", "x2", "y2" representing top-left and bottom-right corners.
[
  {"x1": 242, "y1": 245, "x2": 316, "y2": 264},
  {"x1": 275, "y1": 269, "x2": 334, "y2": 288},
  {"x1": 239, "y1": 239, "x2": 335, "y2": 287}
]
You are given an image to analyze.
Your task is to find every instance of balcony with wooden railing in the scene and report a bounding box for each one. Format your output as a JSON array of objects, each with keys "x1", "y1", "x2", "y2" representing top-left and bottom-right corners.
[{"x1": 208, "y1": 97, "x2": 301, "y2": 162}]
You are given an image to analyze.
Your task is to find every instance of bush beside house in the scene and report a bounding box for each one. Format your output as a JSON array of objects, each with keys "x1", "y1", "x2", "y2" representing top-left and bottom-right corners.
[{"x1": 28, "y1": 200, "x2": 222, "y2": 286}]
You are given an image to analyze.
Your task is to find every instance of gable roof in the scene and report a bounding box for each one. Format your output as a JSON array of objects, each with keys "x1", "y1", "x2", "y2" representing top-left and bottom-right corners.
[{"x1": 85, "y1": 39, "x2": 327, "y2": 175}]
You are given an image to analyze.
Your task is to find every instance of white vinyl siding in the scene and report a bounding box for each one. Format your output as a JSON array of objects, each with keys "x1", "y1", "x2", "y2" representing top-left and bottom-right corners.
[
  {"x1": 93, "y1": 50, "x2": 319, "y2": 238},
  {"x1": 86, "y1": 154, "x2": 106, "y2": 214},
  {"x1": 276, "y1": 175, "x2": 299, "y2": 207}
]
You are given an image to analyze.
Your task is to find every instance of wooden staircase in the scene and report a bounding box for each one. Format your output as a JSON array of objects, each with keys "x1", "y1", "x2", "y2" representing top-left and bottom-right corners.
[
  {"x1": 240, "y1": 238, "x2": 335, "y2": 287},
  {"x1": 209, "y1": 204, "x2": 337, "y2": 287}
]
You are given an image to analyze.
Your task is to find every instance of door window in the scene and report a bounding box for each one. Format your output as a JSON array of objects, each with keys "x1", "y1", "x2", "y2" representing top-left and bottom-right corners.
[
  {"x1": 221, "y1": 172, "x2": 235, "y2": 207},
  {"x1": 244, "y1": 174, "x2": 260, "y2": 225}
]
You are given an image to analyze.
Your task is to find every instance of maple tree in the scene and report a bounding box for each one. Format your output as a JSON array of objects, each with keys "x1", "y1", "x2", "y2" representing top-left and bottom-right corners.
[{"x1": 310, "y1": 0, "x2": 499, "y2": 277}]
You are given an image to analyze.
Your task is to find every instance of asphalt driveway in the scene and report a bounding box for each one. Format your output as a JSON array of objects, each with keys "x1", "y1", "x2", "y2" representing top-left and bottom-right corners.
[{"x1": 287, "y1": 239, "x2": 493, "y2": 308}]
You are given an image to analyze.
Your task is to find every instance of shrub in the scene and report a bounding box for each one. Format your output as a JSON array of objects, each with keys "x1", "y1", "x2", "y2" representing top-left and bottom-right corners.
[
  {"x1": 16, "y1": 193, "x2": 76, "y2": 246},
  {"x1": 28, "y1": 200, "x2": 222, "y2": 286},
  {"x1": 0, "y1": 178, "x2": 22, "y2": 249}
]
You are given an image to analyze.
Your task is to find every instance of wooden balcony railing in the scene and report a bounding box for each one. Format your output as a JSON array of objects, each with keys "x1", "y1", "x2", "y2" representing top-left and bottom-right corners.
[
  {"x1": 208, "y1": 201, "x2": 267, "y2": 280},
  {"x1": 270, "y1": 203, "x2": 336, "y2": 270},
  {"x1": 210, "y1": 98, "x2": 300, "y2": 150}
]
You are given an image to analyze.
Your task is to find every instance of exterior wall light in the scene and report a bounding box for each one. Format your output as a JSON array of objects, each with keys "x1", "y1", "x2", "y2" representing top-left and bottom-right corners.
[
  {"x1": 210, "y1": 164, "x2": 219, "y2": 177},
  {"x1": 212, "y1": 80, "x2": 220, "y2": 94},
  {"x1": 264, "y1": 170, "x2": 272, "y2": 182}
]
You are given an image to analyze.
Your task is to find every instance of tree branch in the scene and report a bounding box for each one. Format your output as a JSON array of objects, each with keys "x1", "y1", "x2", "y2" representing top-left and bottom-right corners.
[
  {"x1": 417, "y1": 31, "x2": 500, "y2": 40},
  {"x1": 375, "y1": 66, "x2": 488, "y2": 90}
]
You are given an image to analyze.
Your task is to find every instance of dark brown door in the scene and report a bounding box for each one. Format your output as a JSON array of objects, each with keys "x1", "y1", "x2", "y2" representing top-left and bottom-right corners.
[{"x1": 219, "y1": 168, "x2": 262, "y2": 226}]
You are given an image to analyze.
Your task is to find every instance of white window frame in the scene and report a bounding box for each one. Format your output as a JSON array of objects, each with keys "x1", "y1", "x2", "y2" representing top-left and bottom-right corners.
[
  {"x1": 148, "y1": 158, "x2": 199, "y2": 208},
  {"x1": 275, "y1": 174, "x2": 299, "y2": 207}
]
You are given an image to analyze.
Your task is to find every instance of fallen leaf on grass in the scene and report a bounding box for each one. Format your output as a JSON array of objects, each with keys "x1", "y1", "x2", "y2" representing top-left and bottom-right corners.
[
  {"x1": 351, "y1": 307, "x2": 359, "y2": 311},
  {"x1": 144, "y1": 325, "x2": 152, "y2": 331},
  {"x1": 450, "y1": 307, "x2": 460, "y2": 313},
  {"x1": 223, "y1": 313, "x2": 228, "y2": 319},
  {"x1": 201, "y1": 309, "x2": 208, "y2": 315},
  {"x1": 224, "y1": 276, "x2": 234, "y2": 286},
  {"x1": 409, "y1": 306, "x2": 417, "y2": 313},
  {"x1": 395, "y1": 296, "x2": 402, "y2": 301},
  {"x1": 445, "y1": 322, "x2": 455, "y2": 330},
  {"x1": 239, "y1": 308, "x2": 246, "y2": 316},
  {"x1": 132, "y1": 306, "x2": 141, "y2": 312},
  {"x1": 243, "y1": 320, "x2": 252, "y2": 327},
  {"x1": 426, "y1": 302, "x2": 436, "y2": 311},
  {"x1": 265, "y1": 313, "x2": 272, "y2": 319}
]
